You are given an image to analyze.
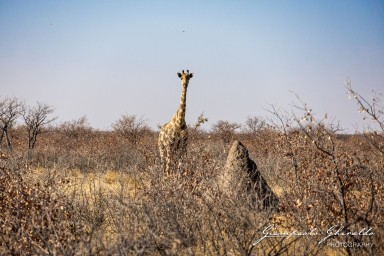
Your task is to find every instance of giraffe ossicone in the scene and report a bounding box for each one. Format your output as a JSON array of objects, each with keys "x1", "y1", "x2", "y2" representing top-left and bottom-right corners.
[{"x1": 158, "y1": 70, "x2": 193, "y2": 175}]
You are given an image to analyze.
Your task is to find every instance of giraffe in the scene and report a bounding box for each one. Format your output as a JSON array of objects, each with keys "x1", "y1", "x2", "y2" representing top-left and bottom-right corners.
[{"x1": 158, "y1": 70, "x2": 193, "y2": 175}]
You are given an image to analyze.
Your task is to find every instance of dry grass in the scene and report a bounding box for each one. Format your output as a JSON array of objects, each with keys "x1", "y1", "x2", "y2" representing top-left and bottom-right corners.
[
  {"x1": 1, "y1": 90, "x2": 383, "y2": 255},
  {"x1": 0, "y1": 126, "x2": 381, "y2": 255}
]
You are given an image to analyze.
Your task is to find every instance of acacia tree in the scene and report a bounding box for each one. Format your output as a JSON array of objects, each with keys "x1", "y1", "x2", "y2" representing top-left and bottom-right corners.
[
  {"x1": 0, "y1": 97, "x2": 24, "y2": 150},
  {"x1": 22, "y1": 102, "x2": 56, "y2": 150}
]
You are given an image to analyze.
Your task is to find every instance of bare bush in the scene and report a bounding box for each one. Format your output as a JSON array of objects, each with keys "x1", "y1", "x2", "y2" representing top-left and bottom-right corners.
[
  {"x1": 347, "y1": 81, "x2": 384, "y2": 154},
  {"x1": 243, "y1": 116, "x2": 266, "y2": 134},
  {"x1": 58, "y1": 115, "x2": 92, "y2": 138},
  {"x1": 0, "y1": 164, "x2": 89, "y2": 255},
  {"x1": 112, "y1": 114, "x2": 150, "y2": 145},
  {"x1": 211, "y1": 120, "x2": 241, "y2": 144},
  {"x1": 22, "y1": 101, "x2": 56, "y2": 150},
  {"x1": 0, "y1": 96, "x2": 24, "y2": 150},
  {"x1": 263, "y1": 94, "x2": 382, "y2": 255}
]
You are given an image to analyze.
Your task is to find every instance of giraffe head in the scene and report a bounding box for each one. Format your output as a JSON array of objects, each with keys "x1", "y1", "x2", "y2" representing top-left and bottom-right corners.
[{"x1": 177, "y1": 70, "x2": 193, "y2": 85}]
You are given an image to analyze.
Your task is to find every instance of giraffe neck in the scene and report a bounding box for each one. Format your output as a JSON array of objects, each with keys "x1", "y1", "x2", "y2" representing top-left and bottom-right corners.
[{"x1": 172, "y1": 83, "x2": 188, "y2": 127}]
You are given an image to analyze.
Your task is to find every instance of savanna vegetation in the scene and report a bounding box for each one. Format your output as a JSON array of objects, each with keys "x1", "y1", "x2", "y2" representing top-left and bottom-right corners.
[{"x1": 0, "y1": 84, "x2": 383, "y2": 255}]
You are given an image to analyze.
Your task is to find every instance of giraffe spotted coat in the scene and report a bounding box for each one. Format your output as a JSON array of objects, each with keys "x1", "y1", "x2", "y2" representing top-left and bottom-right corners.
[{"x1": 158, "y1": 70, "x2": 193, "y2": 174}]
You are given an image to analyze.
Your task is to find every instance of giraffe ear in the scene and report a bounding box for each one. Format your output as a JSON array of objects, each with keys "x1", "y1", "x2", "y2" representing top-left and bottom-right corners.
[
  {"x1": 189, "y1": 73, "x2": 193, "y2": 78},
  {"x1": 177, "y1": 73, "x2": 182, "y2": 78}
]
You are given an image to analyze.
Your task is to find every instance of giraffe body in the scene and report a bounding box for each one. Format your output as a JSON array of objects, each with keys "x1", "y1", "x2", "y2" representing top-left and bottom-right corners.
[{"x1": 158, "y1": 70, "x2": 193, "y2": 174}]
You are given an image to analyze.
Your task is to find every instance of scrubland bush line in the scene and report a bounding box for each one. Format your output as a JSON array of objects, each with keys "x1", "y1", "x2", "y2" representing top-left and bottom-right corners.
[{"x1": 0, "y1": 85, "x2": 383, "y2": 255}]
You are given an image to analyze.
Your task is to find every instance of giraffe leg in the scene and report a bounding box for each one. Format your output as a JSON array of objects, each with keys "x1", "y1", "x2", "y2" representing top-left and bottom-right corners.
[
  {"x1": 165, "y1": 155, "x2": 172, "y2": 175},
  {"x1": 159, "y1": 146, "x2": 166, "y2": 171},
  {"x1": 158, "y1": 131, "x2": 168, "y2": 172},
  {"x1": 176, "y1": 136, "x2": 188, "y2": 174}
]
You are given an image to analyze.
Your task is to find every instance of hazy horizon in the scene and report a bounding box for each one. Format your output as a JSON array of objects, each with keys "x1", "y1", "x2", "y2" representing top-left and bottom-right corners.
[{"x1": 1, "y1": 1, "x2": 383, "y2": 133}]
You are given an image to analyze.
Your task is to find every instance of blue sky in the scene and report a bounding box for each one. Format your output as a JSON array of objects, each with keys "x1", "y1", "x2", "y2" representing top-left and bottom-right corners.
[{"x1": 1, "y1": 0, "x2": 383, "y2": 132}]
